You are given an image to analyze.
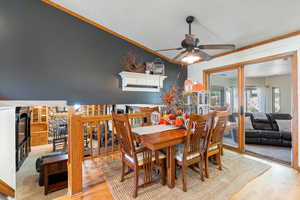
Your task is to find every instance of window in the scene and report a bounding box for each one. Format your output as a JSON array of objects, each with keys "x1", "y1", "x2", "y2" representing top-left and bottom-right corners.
[
  {"x1": 245, "y1": 87, "x2": 260, "y2": 112},
  {"x1": 272, "y1": 87, "x2": 280, "y2": 113}
]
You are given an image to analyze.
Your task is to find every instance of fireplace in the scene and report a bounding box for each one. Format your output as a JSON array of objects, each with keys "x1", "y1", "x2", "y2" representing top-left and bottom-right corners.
[{"x1": 16, "y1": 107, "x2": 31, "y2": 171}]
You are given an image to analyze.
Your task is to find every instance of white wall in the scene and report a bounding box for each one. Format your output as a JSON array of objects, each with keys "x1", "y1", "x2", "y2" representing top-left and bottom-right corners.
[
  {"x1": 0, "y1": 107, "x2": 16, "y2": 189},
  {"x1": 245, "y1": 75, "x2": 291, "y2": 113},
  {"x1": 265, "y1": 75, "x2": 291, "y2": 113},
  {"x1": 188, "y1": 34, "x2": 300, "y2": 167}
]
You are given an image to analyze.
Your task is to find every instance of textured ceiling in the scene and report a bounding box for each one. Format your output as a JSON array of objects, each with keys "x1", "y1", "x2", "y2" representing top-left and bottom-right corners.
[{"x1": 50, "y1": 0, "x2": 300, "y2": 61}]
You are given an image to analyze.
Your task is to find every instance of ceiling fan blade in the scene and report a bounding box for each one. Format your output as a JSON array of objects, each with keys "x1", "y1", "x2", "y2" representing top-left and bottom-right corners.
[
  {"x1": 195, "y1": 50, "x2": 212, "y2": 61},
  {"x1": 198, "y1": 44, "x2": 235, "y2": 50},
  {"x1": 156, "y1": 47, "x2": 183, "y2": 52},
  {"x1": 173, "y1": 50, "x2": 188, "y2": 60}
]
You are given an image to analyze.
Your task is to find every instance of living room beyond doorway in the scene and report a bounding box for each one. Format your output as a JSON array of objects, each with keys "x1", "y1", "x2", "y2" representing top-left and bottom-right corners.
[
  {"x1": 204, "y1": 52, "x2": 298, "y2": 168},
  {"x1": 244, "y1": 57, "x2": 292, "y2": 164}
]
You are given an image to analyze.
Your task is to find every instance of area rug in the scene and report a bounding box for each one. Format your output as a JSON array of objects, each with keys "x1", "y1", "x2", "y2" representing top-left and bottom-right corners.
[{"x1": 101, "y1": 151, "x2": 271, "y2": 200}]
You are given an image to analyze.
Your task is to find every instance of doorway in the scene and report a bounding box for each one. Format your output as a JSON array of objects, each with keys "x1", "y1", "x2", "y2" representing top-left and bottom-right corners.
[
  {"x1": 204, "y1": 51, "x2": 298, "y2": 169},
  {"x1": 244, "y1": 57, "x2": 292, "y2": 164}
]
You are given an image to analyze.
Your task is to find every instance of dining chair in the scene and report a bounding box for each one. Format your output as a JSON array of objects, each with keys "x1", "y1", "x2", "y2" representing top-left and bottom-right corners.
[
  {"x1": 175, "y1": 113, "x2": 215, "y2": 192},
  {"x1": 112, "y1": 113, "x2": 166, "y2": 198},
  {"x1": 205, "y1": 111, "x2": 230, "y2": 178}
]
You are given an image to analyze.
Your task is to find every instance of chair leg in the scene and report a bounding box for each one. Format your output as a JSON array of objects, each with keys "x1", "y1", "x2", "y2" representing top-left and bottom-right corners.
[
  {"x1": 199, "y1": 160, "x2": 204, "y2": 182},
  {"x1": 133, "y1": 168, "x2": 139, "y2": 198},
  {"x1": 175, "y1": 163, "x2": 178, "y2": 180},
  {"x1": 182, "y1": 166, "x2": 187, "y2": 192},
  {"x1": 221, "y1": 145, "x2": 224, "y2": 156},
  {"x1": 161, "y1": 159, "x2": 167, "y2": 185},
  {"x1": 217, "y1": 147, "x2": 222, "y2": 170},
  {"x1": 217, "y1": 153, "x2": 222, "y2": 170},
  {"x1": 205, "y1": 153, "x2": 209, "y2": 178},
  {"x1": 120, "y1": 161, "x2": 125, "y2": 182}
]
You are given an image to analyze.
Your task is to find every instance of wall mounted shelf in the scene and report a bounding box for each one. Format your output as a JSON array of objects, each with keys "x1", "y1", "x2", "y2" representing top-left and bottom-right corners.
[{"x1": 119, "y1": 71, "x2": 167, "y2": 92}]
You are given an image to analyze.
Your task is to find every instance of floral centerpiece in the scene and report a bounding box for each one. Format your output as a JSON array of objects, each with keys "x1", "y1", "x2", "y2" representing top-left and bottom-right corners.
[
  {"x1": 160, "y1": 87, "x2": 189, "y2": 127},
  {"x1": 159, "y1": 77, "x2": 206, "y2": 127}
]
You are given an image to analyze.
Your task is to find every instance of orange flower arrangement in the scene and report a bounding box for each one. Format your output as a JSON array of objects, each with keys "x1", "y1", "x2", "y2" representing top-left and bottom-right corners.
[{"x1": 162, "y1": 88, "x2": 177, "y2": 105}]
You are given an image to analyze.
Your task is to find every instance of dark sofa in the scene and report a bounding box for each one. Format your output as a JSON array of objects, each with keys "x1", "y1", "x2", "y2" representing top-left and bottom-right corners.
[{"x1": 245, "y1": 113, "x2": 292, "y2": 147}]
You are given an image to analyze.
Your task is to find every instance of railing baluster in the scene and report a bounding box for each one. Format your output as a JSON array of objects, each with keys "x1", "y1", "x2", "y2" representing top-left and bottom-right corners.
[
  {"x1": 111, "y1": 120, "x2": 115, "y2": 153},
  {"x1": 97, "y1": 121, "x2": 101, "y2": 155},
  {"x1": 78, "y1": 112, "x2": 151, "y2": 159},
  {"x1": 89, "y1": 122, "x2": 93, "y2": 158},
  {"x1": 104, "y1": 120, "x2": 108, "y2": 154}
]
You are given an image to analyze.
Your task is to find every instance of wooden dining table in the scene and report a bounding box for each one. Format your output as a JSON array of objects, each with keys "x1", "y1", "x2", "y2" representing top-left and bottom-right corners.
[{"x1": 132, "y1": 127, "x2": 186, "y2": 188}]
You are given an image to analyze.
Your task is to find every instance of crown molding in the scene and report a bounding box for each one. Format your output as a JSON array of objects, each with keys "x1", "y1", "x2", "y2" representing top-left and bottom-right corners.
[
  {"x1": 41, "y1": 0, "x2": 185, "y2": 66},
  {"x1": 192, "y1": 30, "x2": 300, "y2": 64}
]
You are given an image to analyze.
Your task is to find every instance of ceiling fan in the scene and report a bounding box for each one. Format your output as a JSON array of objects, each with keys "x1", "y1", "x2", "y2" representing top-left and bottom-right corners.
[{"x1": 156, "y1": 16, "x2": 236, "y2": 64}]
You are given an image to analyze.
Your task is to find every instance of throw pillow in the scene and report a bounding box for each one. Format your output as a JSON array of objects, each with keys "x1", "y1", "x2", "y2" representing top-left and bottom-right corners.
[
  {"x1": 276, "y1": 120, "x2": 291, "y2": 132},
  {"x1": 245, "y1": 116, "x2": 254, "y2": 130}
]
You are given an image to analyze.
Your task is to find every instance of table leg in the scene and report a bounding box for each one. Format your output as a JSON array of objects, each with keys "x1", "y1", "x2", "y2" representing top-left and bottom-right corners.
[{"x1": 167, "y1": 146, "x2": 176, "y2": 188}]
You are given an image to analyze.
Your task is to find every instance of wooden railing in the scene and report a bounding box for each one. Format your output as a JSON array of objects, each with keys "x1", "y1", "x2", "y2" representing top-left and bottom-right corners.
[
  {"x1": 67, "y1": 111, "x2": 151, "y2": 196},
  {"x1": 0, "y1": 179, "x2": 14, "y2": 198},
  {"x1": 80, "y1": 112, "x2": 150, "y2": 159}
]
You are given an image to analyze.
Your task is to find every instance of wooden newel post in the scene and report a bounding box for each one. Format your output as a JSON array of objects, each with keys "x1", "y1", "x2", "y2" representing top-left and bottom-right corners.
[{"x1": 67, "y1": 108, "x2": 83, "y2": 196}]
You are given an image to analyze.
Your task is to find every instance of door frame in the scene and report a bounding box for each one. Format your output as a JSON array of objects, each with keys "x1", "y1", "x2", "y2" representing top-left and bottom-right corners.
[
  {"x1": 203, "y1": 51, "x2": 299, "y2": 170},
  {"x1": 204, "y1": 65, "x2": 244, "y2": 152}
]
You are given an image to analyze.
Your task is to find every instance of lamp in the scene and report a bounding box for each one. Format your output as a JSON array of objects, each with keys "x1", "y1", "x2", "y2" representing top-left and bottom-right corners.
[
  {"x1": 181, "y1": 53, "x2": 200, "y2": 64},
  {"x1": 73, "y1": 104, "x2": 81, "y2": 112},
  {"x1": 192, "y1": 82, "x2": 204, "y2": 91},
  {"x1": 184, "y1": 80, "x2": 193, "y2": 92}
]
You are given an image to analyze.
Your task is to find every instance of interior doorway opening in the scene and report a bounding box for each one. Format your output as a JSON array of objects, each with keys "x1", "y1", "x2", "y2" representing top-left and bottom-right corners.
[
  {"x1": 244, "y1": 57, "x2": 292, "y2": 165},
  {"x1": 204, "y1": 51, "x2": 298, "y2": 169}
]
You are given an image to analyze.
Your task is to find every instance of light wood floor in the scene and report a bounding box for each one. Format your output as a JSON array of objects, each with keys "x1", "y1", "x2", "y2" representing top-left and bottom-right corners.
[
  {"x1": 57, "y1": 153, "x2": 300, "y2": 200},
  {"x1": 231, "y1": 155, "x2": 300, "y2": 200}
]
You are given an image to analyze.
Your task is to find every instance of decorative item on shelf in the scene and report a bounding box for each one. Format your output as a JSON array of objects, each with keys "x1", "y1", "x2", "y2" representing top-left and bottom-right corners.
[
  {"x1": 145, "y1": 62, "x2": 154, "y2": 74},
  {"x1": 121, "y1": 52, "x2": 143, "y2": 73},
  {"x1": 152, "y1": 58, "x2": 165, "y2": 75},
  {"x1": 119, "y1": 71, "x2": 167, "y2": 92}
]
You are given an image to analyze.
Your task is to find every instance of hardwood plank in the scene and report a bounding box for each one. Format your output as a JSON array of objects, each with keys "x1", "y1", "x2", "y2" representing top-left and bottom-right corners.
[{"x1": 231, "y1": 155, "x2": 300, "y2": 200}]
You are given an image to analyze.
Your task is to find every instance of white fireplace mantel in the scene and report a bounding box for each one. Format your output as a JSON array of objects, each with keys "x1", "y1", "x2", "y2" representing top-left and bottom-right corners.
[{"x1": 119, "y1": 71, "x2": 167, "y2": 92}]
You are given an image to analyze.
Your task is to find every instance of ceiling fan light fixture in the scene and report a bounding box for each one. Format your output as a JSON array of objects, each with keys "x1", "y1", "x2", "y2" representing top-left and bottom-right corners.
[{"x1": 181, "y1": 54, "x2": 200, "y2": 64}]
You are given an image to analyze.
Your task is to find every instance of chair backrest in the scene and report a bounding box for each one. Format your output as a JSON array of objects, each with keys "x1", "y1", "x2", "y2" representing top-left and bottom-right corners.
[
  {"x1": 211, "y1": 111, "x2": 230, "y2": 144},
  {"x1": 54, "y1": 124, "x2": 68, "y2": 140},
  {"x1": 131, "y1": 106, "x2": 159, "y2": 126},
  {"x1": 183, "y1": 112, "x2": 215, "y2": 160},
  {"x1": 112, "y1": 113, "x2": 136, "y2": 160}
]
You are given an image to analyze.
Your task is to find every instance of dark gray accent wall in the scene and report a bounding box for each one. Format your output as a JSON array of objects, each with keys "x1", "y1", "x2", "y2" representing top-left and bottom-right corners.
[{"x1": 0, "y1": 0, "x2": 186, "y2": 105}]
